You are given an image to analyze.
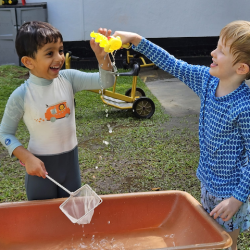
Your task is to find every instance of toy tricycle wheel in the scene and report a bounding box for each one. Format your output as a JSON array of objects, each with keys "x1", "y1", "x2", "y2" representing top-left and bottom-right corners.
[
  {"x1": 125, "y1": 88, "x2": 146, "y2": 97},
  {"x1": 132, "y1": 97, "x2": 155, "y2": 119}
]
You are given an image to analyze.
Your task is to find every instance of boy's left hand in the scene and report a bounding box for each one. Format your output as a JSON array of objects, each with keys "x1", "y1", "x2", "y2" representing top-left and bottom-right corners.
[
  {"x1": 90, "y1": 28, "x2": 112, "y2": 58},
  {"x1": 210, "y1": 196, "x2": 243, "y2": 221}
]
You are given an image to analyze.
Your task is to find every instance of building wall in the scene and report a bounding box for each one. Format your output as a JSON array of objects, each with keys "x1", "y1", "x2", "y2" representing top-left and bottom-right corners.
[{"x1": 19, "y1": 0, "x2": 250, "y2": 41}]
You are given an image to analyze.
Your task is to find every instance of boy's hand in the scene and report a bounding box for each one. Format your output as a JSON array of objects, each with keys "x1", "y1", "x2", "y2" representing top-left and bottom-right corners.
[
  {"x1": 23, "y1": 155, "x2": 48, "y2": 179},
  {"x1": 90, "y1": 28, "x2": 112, "y2": 71},
  {"x1": 210, "y1": 196, "x2": 243, "y2": 221},
  {"x1": 90, "y1": 28, "x2": 112, "y2": 58},
  {"x1": 112, "y1": 31, "x2": 142, "y2": 47},
  {"x1": 13, "y1": 146, "x2": 48, "y2": 178}
]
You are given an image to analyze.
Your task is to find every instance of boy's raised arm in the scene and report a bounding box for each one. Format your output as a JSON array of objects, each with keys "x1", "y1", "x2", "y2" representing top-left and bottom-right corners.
[
  {"x1": 113, "y1": 31, "x2": 210, "y2": 99},
  {"x1": 113, "y1": 31, "x2": 142, "y2": 47},
  {"x1": 90, "y1": 28, "x2": 113, "y2": 71},
  {"x1": 59, "y1": 68, "x2": 115, "y2": 93}
]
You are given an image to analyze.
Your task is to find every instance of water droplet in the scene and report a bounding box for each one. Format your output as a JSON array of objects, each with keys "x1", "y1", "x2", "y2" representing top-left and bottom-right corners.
[
  {"x1": 106, "y1": 114, "x2": 108, "y2": 117},
  {"x1": 103, "y1": 140, "x2": 109, "y2": 145},
  {"x1": 79, "y1": 242, "x2": 87, "y2": 248},
  {"x1": 95, "y1": 166, "x2": 98, "y2": 169},
  {"x1": 120, "y1": 54, "x2": 122, "y2": 57},
  {"x1": 170, "y1": 234, "x2": 175, "y2": 238},
  {"x1": 107, "y1": 221, "x2": 110, "y2": 224}
]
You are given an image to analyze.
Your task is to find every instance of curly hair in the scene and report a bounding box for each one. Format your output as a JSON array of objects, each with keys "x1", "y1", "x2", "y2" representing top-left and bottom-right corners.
[{"x1": 15, "y1": 21, "x2": 63, "y2": 59}]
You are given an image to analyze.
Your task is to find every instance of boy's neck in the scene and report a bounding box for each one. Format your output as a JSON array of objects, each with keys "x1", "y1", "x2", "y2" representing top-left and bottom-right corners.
[
  {"x1": 30, "y1": 70, "x2": 46, "y2": 79},
  {"x1": 215, "y1": 77, "x2": 244, "y2": 97},
  {"x1": 30, "y1": 70, "x2": 54, "y2": 81},
  {"x1": 29, "y1": 71, "x2": 54, "y2": 86}
]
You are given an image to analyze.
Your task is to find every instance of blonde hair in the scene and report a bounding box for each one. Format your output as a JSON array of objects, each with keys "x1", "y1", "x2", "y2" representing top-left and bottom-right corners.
[{"x1": 220, "y1": 20, "x2": 250, "y2": 79}]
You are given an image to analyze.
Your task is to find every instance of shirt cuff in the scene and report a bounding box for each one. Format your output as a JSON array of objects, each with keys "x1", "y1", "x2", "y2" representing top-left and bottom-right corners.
[
  {"x1": 98, "y1": 67, "x2": 115, "y2": 89},
  {"x1": 232, "y1": 191, "x2": 249, "y2": 203},
  {"x1": 132, "y1": 37, "x2": 146, "y2": 52}
]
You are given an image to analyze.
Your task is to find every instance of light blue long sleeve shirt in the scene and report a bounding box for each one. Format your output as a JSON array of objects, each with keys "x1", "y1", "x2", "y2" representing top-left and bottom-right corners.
[
  {"x1": 133, "y1": 38, "x2": 250, "y2": 203},
  {"x1": 0, "y1": 68, "x2": 114, "y2": 157}
]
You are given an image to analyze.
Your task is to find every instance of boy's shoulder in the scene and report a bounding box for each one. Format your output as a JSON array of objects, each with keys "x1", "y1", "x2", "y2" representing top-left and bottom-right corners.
[
  {"x1": 237, "y1": 83, "x2": 250, "y2": 102},
  {"x1": 4, "y1": 80, "x2": 28, "y2": 110},
  {"x1": 11, "y1": 81, "x2": 27, "y2": 97},
  {"x1": 231, "y1": 83, "x2": 250, "y2": 116}
]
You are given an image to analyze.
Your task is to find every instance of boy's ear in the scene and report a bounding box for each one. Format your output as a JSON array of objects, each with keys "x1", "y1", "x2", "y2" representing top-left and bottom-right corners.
[
  {"x1": 236, "y1": 63, "x2": 249, "y2": 76},
  {"x1": 21, "y1": 56, "x2": 35, "y2": 70}
]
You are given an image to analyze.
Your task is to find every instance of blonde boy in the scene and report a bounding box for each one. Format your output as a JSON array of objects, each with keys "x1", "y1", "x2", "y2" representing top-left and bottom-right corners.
[{"x1": 113, "y1": 20, "x2": 250, "y2": 249}]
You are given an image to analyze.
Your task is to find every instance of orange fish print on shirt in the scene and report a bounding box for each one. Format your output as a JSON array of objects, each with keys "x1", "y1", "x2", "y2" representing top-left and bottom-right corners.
[{"x1": 45, "y1": 101, "x2": 71, "y2": 122}]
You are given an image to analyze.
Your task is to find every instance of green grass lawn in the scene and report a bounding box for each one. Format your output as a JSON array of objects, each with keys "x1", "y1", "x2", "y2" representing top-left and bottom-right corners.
[{"x1": 0, "y1": 65, "x2": 249, "y2": 248}]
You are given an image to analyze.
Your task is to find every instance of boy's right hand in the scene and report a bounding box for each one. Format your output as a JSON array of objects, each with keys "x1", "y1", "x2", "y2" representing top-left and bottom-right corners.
[
  {"x1": 23, "y1": 155, "x2": 48, "y2": 179},
  {"x1": 13, "y1": 146, "x2": 48, "y2": 178},
  {"x1": 112, "y1": 31, "x2": 142, "y2": 47}
]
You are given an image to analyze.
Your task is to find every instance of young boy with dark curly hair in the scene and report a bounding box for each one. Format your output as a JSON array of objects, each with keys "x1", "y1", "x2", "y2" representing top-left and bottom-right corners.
[{"x1": 0, "y1": 21, "x2": 114, "y2": 201}]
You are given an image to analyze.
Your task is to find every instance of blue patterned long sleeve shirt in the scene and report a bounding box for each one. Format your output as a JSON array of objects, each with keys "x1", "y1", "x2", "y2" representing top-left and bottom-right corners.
[{"x1": 133, "y1": 38, "x2": 250, "y2": 203}]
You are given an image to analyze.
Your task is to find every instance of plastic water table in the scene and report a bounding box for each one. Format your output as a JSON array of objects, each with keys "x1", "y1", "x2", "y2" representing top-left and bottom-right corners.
[{"x1": 0, "y1": 190, "x2": 232, "y2": 249}]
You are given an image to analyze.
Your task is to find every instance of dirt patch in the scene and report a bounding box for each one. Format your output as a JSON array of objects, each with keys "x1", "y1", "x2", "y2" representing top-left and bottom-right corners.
[
  {"x1": 162, "y1": 115, "x2": 199, "y2": 135},
  {"x1": 0, "y1": 65, "x2": 29, "y2": 80},
  {"x1": 17, "y1": 72, "x2": 29, "y2": 80}
]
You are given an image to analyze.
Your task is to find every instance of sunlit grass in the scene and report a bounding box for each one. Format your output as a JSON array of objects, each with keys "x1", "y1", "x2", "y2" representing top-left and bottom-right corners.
[{"x1": 0, "y1": 65, "x2": 249, "y2": 248}]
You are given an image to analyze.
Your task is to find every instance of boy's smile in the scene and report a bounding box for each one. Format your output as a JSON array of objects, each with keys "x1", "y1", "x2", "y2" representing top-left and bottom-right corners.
[
  {"x1": 27, "y1": 40, "x2": 65, "y2": 80},
  {"x1": 209, "y1": 37, "x2": 249, "y2": 97},
  {"x1": 209, "y1": 37, "x2": 238, "y2": 81}
]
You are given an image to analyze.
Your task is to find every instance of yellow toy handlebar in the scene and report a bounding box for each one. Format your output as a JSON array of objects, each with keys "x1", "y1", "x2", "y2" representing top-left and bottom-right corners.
[{"x1": 90, "y1": 31, "x2": 131, "y2": 53}]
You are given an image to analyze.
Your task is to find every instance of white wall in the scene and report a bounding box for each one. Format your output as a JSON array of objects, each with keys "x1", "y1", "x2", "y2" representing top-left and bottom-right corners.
[
  {"x1": 19, "y1": 0, "x2": 84, "y2": 41},
  {"x1": 19, "y1": 0, "x2": 250, "y2": 41}
]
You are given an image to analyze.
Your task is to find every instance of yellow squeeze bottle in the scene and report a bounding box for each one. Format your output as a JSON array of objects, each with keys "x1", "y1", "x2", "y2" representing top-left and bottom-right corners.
[{"x1": 90, "y1": 31, "x2": 130, "y2": 53}]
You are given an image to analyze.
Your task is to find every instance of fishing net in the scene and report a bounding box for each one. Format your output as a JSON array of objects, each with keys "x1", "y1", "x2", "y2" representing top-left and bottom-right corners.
[{"x1": 59, "y1": 184, "x2": 102, "y2": 225}]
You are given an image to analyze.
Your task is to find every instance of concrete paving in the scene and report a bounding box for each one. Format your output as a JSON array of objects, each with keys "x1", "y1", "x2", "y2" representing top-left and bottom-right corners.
[
  {"x1": 140, "y1": 68, "x2": 200, "y2": 117},
  {"x1": 139, "y1": 63, "x2": 250, "y2": 132}
]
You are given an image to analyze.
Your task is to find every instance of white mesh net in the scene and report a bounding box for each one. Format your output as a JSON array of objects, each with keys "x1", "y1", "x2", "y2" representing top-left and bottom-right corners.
[{"x1": 59, "y1": 184, "x2": 102, "y2": 225}]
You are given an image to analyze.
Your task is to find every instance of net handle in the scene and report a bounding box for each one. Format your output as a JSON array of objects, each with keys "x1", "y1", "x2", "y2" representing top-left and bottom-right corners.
[{"x1": 46, "y1": 175, "x2": 72, "y2": 195}]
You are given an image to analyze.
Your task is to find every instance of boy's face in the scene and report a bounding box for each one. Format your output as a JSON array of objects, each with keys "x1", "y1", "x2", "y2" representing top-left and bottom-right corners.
[
  {"x1": 28, "y1": 40, "x2": 65, "y2": 80},
  {"x1": 209, "y1": 37, "x2": 238, "y2": 80}
]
